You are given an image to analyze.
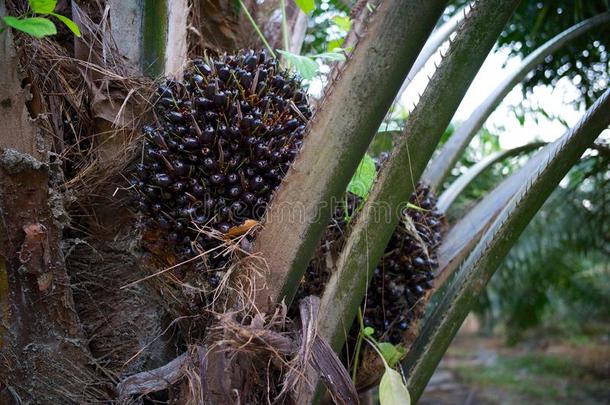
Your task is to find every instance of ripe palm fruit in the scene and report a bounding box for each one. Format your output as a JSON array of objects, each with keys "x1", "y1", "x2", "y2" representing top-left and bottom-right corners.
[
  {"x1": 131, "y1": 50, "x2": 312, "y2": 263},
  {"x1": 353, "y1": 182, "x2": 444, "y2": 391},
  {"x1": 294, "y1": 181, "x2": 443, "y2": 390},
  {"x1": 297, "y1": 183, "x2": 443, "y2": 343},
  {"x1": 361, "y1": 182, "x2": 443, "y2": 344}
]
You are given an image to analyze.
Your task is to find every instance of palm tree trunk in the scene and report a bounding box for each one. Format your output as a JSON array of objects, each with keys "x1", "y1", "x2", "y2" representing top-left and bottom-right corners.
[{"x1": 0, "y1": 2, "x2": 94, "y2": 401}]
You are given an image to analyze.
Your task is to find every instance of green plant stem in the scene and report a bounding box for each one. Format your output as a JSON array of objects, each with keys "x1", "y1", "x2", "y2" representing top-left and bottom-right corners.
[
  {"x1": 433, "y1": 142, "x2": 608, "y2": 291},
  {"x1": 280, "y1": 0, "x2": 290, "y2": 52},
  {"x1": 142, "y1": 0, "x2": 167, "y2": 76},
  {"x1": 351, "y1": 308, "x2": 365, "y2": 382},
  {"x1": 423, "y1": 11, "x2": 610, "y2": 191},
  {"x1": 437, "y1": 141, "x2": 547, "y2": 213},
  {"x1": 343, "y1": 193, "x2": 350, "y2": 223},
  {"x1": 238, "y1": 0, "x2": 276, "y2": 58}
]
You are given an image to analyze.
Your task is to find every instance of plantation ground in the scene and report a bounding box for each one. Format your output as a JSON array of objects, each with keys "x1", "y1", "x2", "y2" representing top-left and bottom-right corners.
[{"x1": 420, "y1": 323, "x2": 610, "y2": 404}]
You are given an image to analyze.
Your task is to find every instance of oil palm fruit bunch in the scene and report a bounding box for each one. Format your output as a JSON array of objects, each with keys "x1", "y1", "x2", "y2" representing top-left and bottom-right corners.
[
  {"x1": 361, "y1": 182, "x2": 443, "y2": 344},
  {"x1": 131, "y1": 50, "x2": 311, "y2": 264},
  {"x1": 296, "y1": 179, "x2": 444, "y2": 391},
  {"x1": 296, "y1": 180, "x2": 444, "y2": 343}
]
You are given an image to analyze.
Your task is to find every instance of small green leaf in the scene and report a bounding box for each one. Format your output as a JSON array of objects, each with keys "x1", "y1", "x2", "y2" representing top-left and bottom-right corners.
[
  {"x1": 363, "y1": 326, "x2": 375, "y2": 337},
  {"x1": 277, "y1": 50, "x2": 319, "y2": 80},
  {"x1": 377, "y1": 342, "x2": 406, "y2": 368},
  {"x1": 368, "y1": 130, "x2": 397, "y2": 157},
  {"x1": 327, "y1": 38, "x2": 345, "y2": 52},
  {"x1": 2, "y1": 16, "x2": 57, "y2": 38},
  {"x1": 294, "y1": 0, "x2": 315, "y2": 14},
  {"x1": 379, "y1": 367, "x2": 411, "y2": 405},
  {"x1": 332, "y1": 15, "x2": 351, "y2": 32},
  {"x1": 406, "y1": 202, "x2": 429, "y2": 212},
  {"x1": 312, "y1": 51, "x2": 346, "y2": 62},
  {"x1": 347, "y1": 154, "x2": 377, "y2": 198},
  {"x1": 29, "y1": 0, "x2": 57, "y2": 14},
  {"x1": 51, "y1": 13, "x2": 81, "y2": 37},
  {"x1": 513, "y1": 110, "x2": 525, "y2": 126}
]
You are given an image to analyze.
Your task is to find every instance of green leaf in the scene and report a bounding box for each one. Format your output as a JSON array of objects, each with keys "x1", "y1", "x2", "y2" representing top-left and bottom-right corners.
[
  {"x1": 311, "y1": 51, "x2": 346, "y2": 62},
  {"x1": 513, "y1": 109, "x2": 525, "y2": 126},
  {"x1": 277, "y1": 50, "x2": 319, "y2": 80},
  {"x1": 377, "y1": 342, "x2": 406, "y2": 368},
  {"x1": 2, "y1": 16, "x2": 57, "y2": 38},
  {"x1": 363, "y1": 326, "x2": 375, "y2": 337},
  {"x1": 347, "y1": 154, "x2": 377, "y2": 198},
  {"x1": 327, "y1": 38, "x2": 345, "y2": 52},
  {"x1": 379, "y1": 367, "x2": 411, "y2": 405},
  {"x1": 29, "y1": 0, "x2": 57, "y2": 14},
  {"x1": 406, "y1": 202, "x2": 428, "y2": 212},
  {"x1": 368, "y1": 130, "x2": 398, "y2": 157},
  {"x1": 51, "y1": 13, "x2": 81, "y2": 37},
  {"x1": 294, "y1": 0, "x2": 315, "y2": 14},
  {"x1": 332, "y1": 15, "x2": 352, "y2": 31}
]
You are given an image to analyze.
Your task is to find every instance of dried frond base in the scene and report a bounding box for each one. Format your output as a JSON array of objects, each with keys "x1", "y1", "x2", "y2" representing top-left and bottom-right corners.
[{"x1": 66, "y1": 238, "x2": 179, "y2": 377}]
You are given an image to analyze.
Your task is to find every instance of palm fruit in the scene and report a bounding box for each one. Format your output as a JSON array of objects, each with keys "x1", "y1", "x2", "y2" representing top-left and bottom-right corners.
[
  {"x1": 297, "y1": 183, "x2": 443, "y2": 341},
  {"x1": 352, "y1": 182, "x2": 444, "y2": 391},
  {"x1": 131, "y1": 50, "x2": 311, "y2": 265},
  {"x1": 361, "y1": 182, "x2": 443, "y2": 344},
  {"x1": 294, "y1": 180, "x2": 443, "y2": 391},
  {"x1": 299, "y1": 192, "x2": 362, "y2": 299}
]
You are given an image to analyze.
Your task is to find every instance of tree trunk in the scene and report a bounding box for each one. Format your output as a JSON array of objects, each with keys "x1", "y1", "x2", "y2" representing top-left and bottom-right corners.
[{"x1": 0, "y1": 2, "x2": 94, "y2": 402}]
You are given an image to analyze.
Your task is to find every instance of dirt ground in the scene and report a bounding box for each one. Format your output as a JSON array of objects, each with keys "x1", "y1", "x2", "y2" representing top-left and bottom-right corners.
[{"x1": 419, "y1": 323, "x2": 610, "y2": 404}]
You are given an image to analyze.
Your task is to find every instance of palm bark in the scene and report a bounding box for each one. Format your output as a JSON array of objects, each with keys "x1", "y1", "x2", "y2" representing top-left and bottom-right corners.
[{"x1": 0, "y1": 2, "x2": 93, "y2": 401}]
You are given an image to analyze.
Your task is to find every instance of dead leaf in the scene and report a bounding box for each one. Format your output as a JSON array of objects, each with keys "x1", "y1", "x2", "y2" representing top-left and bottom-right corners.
[{"x1": 224, "y1": 219, "x2": 260, "y2": 239}]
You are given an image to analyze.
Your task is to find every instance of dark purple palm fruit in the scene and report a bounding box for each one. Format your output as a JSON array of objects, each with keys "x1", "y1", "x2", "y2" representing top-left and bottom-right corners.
[
  {"x1": 346, "y1": 154, "x2": 444, "y2": 343},
  {"x1": 353, "y1": 182, "x2": 444, "y2": 391},
  {"x1": 291, "y1": 154, "x2": 444, "y2": 388},
  {"x1": 131, "y1": 50, "x2": 312, "y2": 266},
  {"x1": 294, "y1": 183, "x2": 443, "y2": 337},
  {"x1": 361, "y1": 182, "x2": 443, "y2": 344}
]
